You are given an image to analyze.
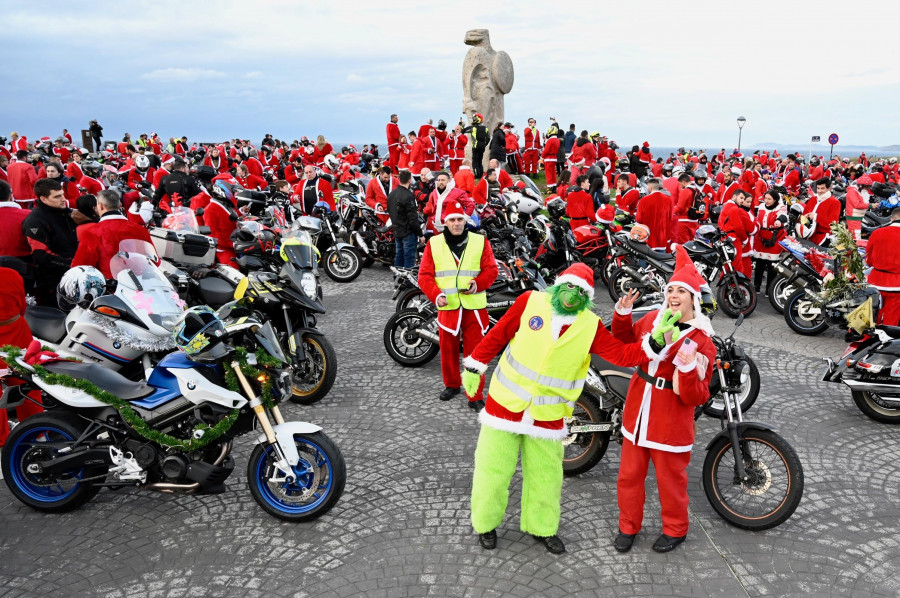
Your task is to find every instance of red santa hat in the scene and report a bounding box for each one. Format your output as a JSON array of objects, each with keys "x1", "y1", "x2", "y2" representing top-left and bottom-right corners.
[
  {"x1": 554, "y1": 262, "x2": 594, "y2": 299},
  {"x1": 162, "y1": 153, "x2": 175, "y2": 165},
  {"x1": 595, "y1": 204, "x2": 615, "y2": 224},
  {"x1": 856, "y1": 175, "x2": 874, "y2": 186},
  {"x1": 657, "y1": 245, "x2": 713, "y2": 336},
  {"x1": 642, "y1": 141, "x2": 650, "y2": 148},
  {"x1": 442, "y1": 200, "x2": 467, "y2": 223}
]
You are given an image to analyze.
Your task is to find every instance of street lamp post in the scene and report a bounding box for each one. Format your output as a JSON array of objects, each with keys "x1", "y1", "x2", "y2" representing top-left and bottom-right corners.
[{"x1": 736, "y1": 116, "x2": 747, "y2": 154}]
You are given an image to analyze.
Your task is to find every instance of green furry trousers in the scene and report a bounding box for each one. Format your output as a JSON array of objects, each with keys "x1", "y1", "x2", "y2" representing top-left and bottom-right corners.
[{"x1": 470, "y1": 424, "x2": 564, "y2": 537}]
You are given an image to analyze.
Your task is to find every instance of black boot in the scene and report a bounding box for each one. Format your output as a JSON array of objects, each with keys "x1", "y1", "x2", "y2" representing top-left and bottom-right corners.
[
  {"x1": 613, "y1": 531, "x2": 636, "y2": 553},
  {"x1": 478, "y1": 529, "x2": 497, "y2": 550},
  {"x1": 468, "y1": 399, "x2": 485, "y2": 412},
  {"x1": 533, "y1": 534, "x2": 566, "y2": 554},
  {"x1": 651, "y1": 533, "x2": 686, "y2": 553},
  {"x1": 439, "y1": 387, "x2": 460, "y2": 401}
]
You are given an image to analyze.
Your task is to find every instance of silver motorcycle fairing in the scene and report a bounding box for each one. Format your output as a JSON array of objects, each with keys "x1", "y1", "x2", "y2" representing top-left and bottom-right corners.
[{"x1": 169, "y1": 368, "x2": 247, "y2": 409}]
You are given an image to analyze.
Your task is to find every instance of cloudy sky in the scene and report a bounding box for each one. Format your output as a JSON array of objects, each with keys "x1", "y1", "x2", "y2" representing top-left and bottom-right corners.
[{"x1": 4, "y1": 0, "x2": 898, "y2": 150}]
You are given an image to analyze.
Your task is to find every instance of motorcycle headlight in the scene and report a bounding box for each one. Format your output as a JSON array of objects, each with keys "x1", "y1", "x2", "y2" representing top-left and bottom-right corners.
[
  {"x1": 722, "y1": 244, "x2": 737, "y2": 260},
  {"x1": 300, "y1": 271, "x2": 317, "y2": 299}
]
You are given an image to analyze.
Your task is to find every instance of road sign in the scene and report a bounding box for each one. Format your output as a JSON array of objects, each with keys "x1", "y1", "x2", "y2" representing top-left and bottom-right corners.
[
  {"x1": 828, "y1": 133, "x2": 839, "y2": 145},
  {"x1": 811, "y1": 136, "x2": 821, "y2": 142}
]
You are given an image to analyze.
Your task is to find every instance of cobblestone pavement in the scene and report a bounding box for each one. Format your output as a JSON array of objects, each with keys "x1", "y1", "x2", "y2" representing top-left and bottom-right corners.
[{"x1": 2, "y1": 266, "x2": 899, "y2": 598}]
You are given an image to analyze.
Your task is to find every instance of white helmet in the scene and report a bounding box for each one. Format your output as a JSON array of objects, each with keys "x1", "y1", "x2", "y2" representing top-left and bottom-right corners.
[
  {"x1": 324, "y1": 154, "x2": 340, "y2": 170},
  {"x1": 134, "y1": 154, "x2": 150, "y2": 172},
  {"x1": 57, "y1": 266, "x2": 106, "y2": 311}
]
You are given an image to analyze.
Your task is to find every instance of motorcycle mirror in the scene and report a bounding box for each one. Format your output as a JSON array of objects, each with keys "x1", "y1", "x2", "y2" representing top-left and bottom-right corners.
[{"x1": 735, "y1": 313, "x2": 744, "y2": 326}]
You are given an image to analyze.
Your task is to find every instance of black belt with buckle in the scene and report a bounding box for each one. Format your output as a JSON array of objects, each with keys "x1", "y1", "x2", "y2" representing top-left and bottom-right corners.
[{"x1": 636, "y1": 367, "x2": 673, "y2": 390}]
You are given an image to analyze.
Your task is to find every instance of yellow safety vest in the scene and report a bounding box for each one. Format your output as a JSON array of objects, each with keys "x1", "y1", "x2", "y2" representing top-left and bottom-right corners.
[
  {"x1": 429, "y1": 232, "x2": 486, "y2": 311},
  {"x1": 488, "y1": 292, "x2": 598, "y2": 421}
]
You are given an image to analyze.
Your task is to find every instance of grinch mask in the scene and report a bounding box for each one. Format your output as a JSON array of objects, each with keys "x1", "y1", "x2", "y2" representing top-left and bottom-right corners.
[{"x1": 549, "y1": 283, "x2": 592, "y2": 315}]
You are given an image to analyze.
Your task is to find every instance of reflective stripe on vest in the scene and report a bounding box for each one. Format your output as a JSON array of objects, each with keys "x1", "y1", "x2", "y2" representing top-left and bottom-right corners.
[
  {"x1": 488, "y1": 292, "x2": 598, "y2": 421},
  {"x1": 429, "y1": 233, "x2": 487, "y2": 310}
]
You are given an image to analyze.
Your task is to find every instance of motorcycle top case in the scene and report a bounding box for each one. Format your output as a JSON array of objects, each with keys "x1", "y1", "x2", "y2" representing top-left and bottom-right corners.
[{"x1": 151, "y1": 229, "x2": 218, "y2": 267}]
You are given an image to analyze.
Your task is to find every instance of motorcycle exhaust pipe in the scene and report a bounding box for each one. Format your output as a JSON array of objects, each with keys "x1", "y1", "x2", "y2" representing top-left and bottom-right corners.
[
  {"x1": 620, "y1": 265, "x2": 647, "y2": 283},
  {"x1": 354, "y1": 232, "x2": 371, "y2": 255},
  {"x1": 144, "y1": 441, "x2": 231, "y2": 494},
  {"x1": 417, "y1": 329, "x2": 440, "y2": 344},
  {"x1": 841, "y1": 379, "x2": 900, "y2": 401}
]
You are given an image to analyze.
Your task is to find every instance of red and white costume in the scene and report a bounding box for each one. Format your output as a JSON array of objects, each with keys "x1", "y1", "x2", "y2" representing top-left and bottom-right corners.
[
  {"x1": 635, "y1": 191, "x2": 673, "y2": 252},
  {"x1": 453, "y1": 166, "x2": 475, "y2": 196},
  {"x1": 542, "y1": 136, "x2": 560, "y2": 187},
  {"x1": 798, "y1": 193, "x2": 841, "y2": 245},
  {"x1": 751, "y1": 202, "x2": 787, "y2": 260},
  {"x1": 423, "y1": 182, "x2": 473, "y2": 234},
  {"x1": 866, "y1": 222, "x2": 900, "y2": 325},
  {"x1": 204, "y1": 198, "x2": 238, "y2": 265},
  {"x1": 844, "y1": 177, "x2": 873, "y2": 244},
  {"x1": 386, "y1": 121, "x2": 402, "y2": 169},
  {"x1": 71, "y1": 213, "x2": 153, "y2": 279},
  {"x1": 365, "y1": 175, "x2": 399, "y2": 225},
  {"x1": 447, "y1": 134, "x2": 468, "y2": 175},
  {"x1": 718, "y1": 200, "x2": 757, "y2": 278},
  {"x1": 523, "y1": 126, "x2": 541, "y2": 175}
]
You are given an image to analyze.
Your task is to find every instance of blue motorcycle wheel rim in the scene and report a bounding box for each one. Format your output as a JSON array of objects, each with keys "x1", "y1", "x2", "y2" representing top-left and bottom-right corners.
[
  {"x1": 254, "y1": 437, "x2": 333, "y2": 514},
  {"x1": 8, "y1": 426, "x2": 84, "y2": 503}
]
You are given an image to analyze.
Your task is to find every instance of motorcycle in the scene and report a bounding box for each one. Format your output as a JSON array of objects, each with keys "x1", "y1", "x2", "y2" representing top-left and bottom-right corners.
[
  {"x1": 391, "y1": 266, "x2": 427, "y2": 312},
  {"x1": 309, "y1": 205, "x2": 363, "y2": 283},
  {"x1": 563, "y1": 314, "x2": 801, "y2": 531},
  {"x1": 0, "y1": 311, "x2": 346, "y2": 522},
  {"x1": 25, "y1": 242, "x2": 185, "y2": 382},
  {"x1": 340, "y1": 193, "x2": 397, "y2": 268}
]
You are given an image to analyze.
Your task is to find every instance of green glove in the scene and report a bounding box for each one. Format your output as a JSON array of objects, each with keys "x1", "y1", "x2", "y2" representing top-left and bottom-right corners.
[
  {"x1": 462, "y1": 369, "x2": 482, "y2": 398},
  {"x1": 651, "y1": 309, "x2": 682, "y2": 345}
]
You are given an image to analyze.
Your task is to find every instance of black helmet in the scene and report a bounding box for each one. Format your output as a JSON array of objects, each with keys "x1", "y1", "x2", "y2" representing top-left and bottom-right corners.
[
  {"x1": 191, "y1": 164, "x2": 216, "y2": 183},
  {"x1": 617, "y1": 159, "x2": 630, "y2": 172},
  {"x1": 172, "y1": 306, "x2": 229, "y2": 363},
  {"x1": 82, "y1": 161, "x2": 102, "y2": 178},
  {"x1": 809, "y1": 156, "x2": 820, "y2": 166},
  {"x1": 546, "y1": 197, "x2": 567, "y2": 220},
  {"x1": 437, "y1": 119, "x2": 447, "y2": 131}
]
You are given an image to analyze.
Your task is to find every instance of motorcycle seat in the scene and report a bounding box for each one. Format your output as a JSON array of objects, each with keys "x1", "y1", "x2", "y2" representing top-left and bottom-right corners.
[
  {"x1": 25, "y1": 306, "x2": 68, "y2": 344},
  {"x1": 876, "y1": 325, "x2": 900, "y2": 339},
  {"x1": 628, "y1": 240, "x2": 675, "y2": 262},
  {"x1": 592, "y1": 355, "x2": 636, "y2": 379},
  {"x1": 41, "y1": 360, "x2": 155, "y2": 401},
  {"x1": 376, "y1": 225, "x2": 393, "y2": 234}
]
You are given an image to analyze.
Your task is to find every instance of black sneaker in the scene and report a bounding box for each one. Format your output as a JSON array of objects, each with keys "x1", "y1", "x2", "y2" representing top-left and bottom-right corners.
[
  {"x1": 468, "y1": 399, "x2": 485, "y2": 412},
  {"x1": 651, "y1": 533, "x2": 686, "y2": 553},
  {"x1": 478, "y1": 529, "x2": 497, "y2": 550},
  {"x1": 439, "y1": 387, "x2": 460, "y2": 401},
  {"x1": 613, "y1": 531, "x2": 636, "y2": 553},
  {"x1": 533, "y1": 534, "x2": 566, "y2": 554}
]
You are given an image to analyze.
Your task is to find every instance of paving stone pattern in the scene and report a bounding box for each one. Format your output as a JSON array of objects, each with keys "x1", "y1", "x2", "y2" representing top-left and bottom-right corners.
[{"x1": 1, "y1": 266, "x2": 899, "y2": 598}]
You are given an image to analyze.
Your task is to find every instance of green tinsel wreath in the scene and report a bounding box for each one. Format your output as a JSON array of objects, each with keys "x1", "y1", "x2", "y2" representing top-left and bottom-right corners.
[
  {"x1": 0, "y1": 345, "x2": 280, "y2": 451},
  {"x1": 819, "y1": 222, "x2": 868, "y2": 305}
]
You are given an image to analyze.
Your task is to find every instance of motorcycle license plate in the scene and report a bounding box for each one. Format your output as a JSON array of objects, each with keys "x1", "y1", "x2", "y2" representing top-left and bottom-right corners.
[{"x1": 569, "y1": 423, "x2": 613, "y2": 433}]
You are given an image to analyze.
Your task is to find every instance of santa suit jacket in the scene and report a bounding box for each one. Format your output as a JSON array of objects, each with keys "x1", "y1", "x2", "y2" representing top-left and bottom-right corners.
[
  {"x1": 291, "y1": 177, "x2": 335, "y2": 212},
  {"x1": 751, "y1": 203, "x2": 787, "y2": 259},
  {"x1": 542, "y1": 137, "x2": 560, "y2": 162},
  {"x1": 801, "y1": 195, "x2": 841, "y2": 244},
  {"x1": 8, "y1": 161, "x2": 38, "y2": 201},
  {"x1": 718, "y1": 201, "x2": 757, "y2": 248},
  {"x1": 523, "y1": 127, "x2": 541, "y2": 151},
  {"x1": 418, "y1": 232, "x2": 498, "y2": 335},
  {"x1": 566, "y1": 190, "x2": 595, "y2": 231},
  {"x1": 204, "y1": 198, "x2": 238, "y2": 255},
  {"x1": 423, "y1": 186, "x2": 473, "y2": 233},
  {"x1": 617, "y1": 187, "x2": 641, "y2": 215},
  {"x1": 204, "y1": 154, "x2": 230, "y2": 173},
  {"x1": 71, "y1": 213, "x2": 153, "y2": 279},
  {"x1": 635, "y1": 191, "x2": 673, "y2": 251},
  {"x1": 715, "y1": 181, "x2": 740, "y2": 206},
  {"x1": 866, "y1": 222, "x2": 900, "y2": 291},
  {"x1": 365, "y1": 176, "x2": 400, "y2": 211},
  {"x1": 454, "y1": 167, "x2": 475, "y2": 195},
  {"x1": 0, "y1": 202, "x2": 32, "y2": 257},
  {"x1": 448, "y1": 135, "x2": 468, "y2": 161},
  {"x1": 78, "y1": 175, "x2": 106, "y2": 196},
  {"x1": 386, "y1": 122, "x2": 401, "y2": 149},
  {"x1": 611, "y1": 308, "x2": 715, "y2": 452}
]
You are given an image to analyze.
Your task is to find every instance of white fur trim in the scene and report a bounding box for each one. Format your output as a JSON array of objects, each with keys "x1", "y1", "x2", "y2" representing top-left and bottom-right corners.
[
  {"x1": 554, "y1": 274, "x2": 594, "y2": 299},
  {"x1": 614, "y1": 302, "x2": 632, "y2": 316},
  {"x1": 550, "y1": 313, "x2": 578, "y2": 340},
  {"x1": 463, "y1": 355, "x2": 488, "y2": 374},
  {"x1": 478, "y1": 409, "x2": 569, "y2": 441},
  {"x1": 675, "y1": 358, "x2": 698, "y2": 374},
  {"x1": 641, "y1": 332, "x2": 670, "y2": 362}
]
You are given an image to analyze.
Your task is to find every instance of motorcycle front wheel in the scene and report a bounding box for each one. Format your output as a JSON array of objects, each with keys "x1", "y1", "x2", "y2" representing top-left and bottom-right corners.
[
  {"x1": 247, "y1": 431, "x2": 346, "y2": 522},
  {"x1": 289, "y1": 334, "x2": 338, "y2": 405},
  {"x1": 1, "y1": 414, "x2": 104, "y2": 513},
  {"x1": 851, "y1": 390, "x2": 900, "y2": 424},
  {"x1": 323, "y1": 247, "x2": 362, "y2": 283},
  {"x1": 716, "y1": 277, "x2": 757, "y2": 318},
  {"x1": 383, "y1": 309, "x2": 440, "y2": 367},
  {"x1": 702, "y1": 429, "x2": 804, "y2": 531},
  {"x1": 562, "y1": 391, "x2": 611, "y2": 477},
  {"x1": 784, "y1": 288, "x2": 827, "y2": 335},
  {"x1": 607, "y1": 267, "x2": 647, "y2": 306}
]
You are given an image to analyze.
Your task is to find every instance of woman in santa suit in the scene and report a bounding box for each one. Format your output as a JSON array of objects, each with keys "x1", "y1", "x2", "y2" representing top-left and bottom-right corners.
[
  {"x1": 203, "y1": 146, "x2": 230, "y2": 173},
  {"x1": 310, "y1": 135, "x2": 334, "y2": 169},
  {"x1": 0, "y1": 266, "x2": 43, "y2": 447},
  {"x1": 205, "y1": 181, "x2": 239, "y2": 265},
  {"x1": 610, "y1": 247, "x2": 716, "y2": 554},
  {"x1": 751, "y1": 190, "x2": 787, "y2": 293},
  {"x1": 397, "y1": 134, "x2": 412, "y2": 172}
]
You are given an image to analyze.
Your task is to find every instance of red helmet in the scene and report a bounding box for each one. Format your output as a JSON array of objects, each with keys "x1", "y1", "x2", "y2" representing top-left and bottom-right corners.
[{"x1": 473, "y1": 113, "x2": 484, "y2": 123}]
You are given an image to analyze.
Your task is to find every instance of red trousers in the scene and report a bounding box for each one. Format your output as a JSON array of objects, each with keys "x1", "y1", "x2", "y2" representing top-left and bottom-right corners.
[
  {"x1": 544, "y1": 160, "x2": 557, "y2": 187},
  {"x1": 523, "y1": 149, "x2": 539, "y2": 175},
  {"x1": 675, "y1": 221, "x2": 699, "y2": 245},
  {"x1": 878, "y1": 291, "x2": 900, "y2": 326},
  {"x1": 388, "y1": 146, "x2": 400, "y2": 170},
  {"x1": 438, "y1": 309, "x2": 485, "y2": 401},
  {"x1": 727, "y1": 240, "x2": 752, "y2": 279},
  {"x1": 449, "y1": 159, "x2": 461, "y2": 176},
  {"x1": 0, "y1": 385, "x2": 44, "y2": 447},
  {"x1": 618, "y1": 438, "x2": 692, "y2": 537}
]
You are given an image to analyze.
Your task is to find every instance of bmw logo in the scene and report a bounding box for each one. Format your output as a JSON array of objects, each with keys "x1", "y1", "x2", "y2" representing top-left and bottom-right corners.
[
  {"x1": 113, "y1": 342, "x2": 122, "y2": 349},
  {"x1": 529, "y1": 316, "x2": 543, "y2": 331}
]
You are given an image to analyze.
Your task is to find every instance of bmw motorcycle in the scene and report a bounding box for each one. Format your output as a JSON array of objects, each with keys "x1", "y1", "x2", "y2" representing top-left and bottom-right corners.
[
  {"x1": 0, "y1": 312, "x2": 346, "y2": 522},
  {"x1": 563, "y1": 314, "x2": 800, "y2": 531}
]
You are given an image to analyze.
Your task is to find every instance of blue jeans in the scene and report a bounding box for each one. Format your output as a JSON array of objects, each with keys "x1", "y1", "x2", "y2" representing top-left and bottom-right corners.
[{"x1": 395, "y1": 234, "x2": 418, "y2": 268}]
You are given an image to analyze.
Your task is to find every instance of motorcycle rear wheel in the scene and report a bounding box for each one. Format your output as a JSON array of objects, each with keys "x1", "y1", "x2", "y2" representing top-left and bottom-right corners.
[
  {"x1": 784, "y1": 288, "x2": 827, "y2": 335},
  {"x1": 767, "y1": 275, "x2": 794, "y2": 314},
  {"x1": 702, "y1": 429, "x2": 804, "y2": 530},
  {"x1": 323, "y1": 248, "x2": 362, "y2": 283},
  {"x1": 562, "y1": 391, "x2": 611, "y2": 477},
  {"x1": 247, "y1": 431, "x2": 346, "y2": 522},
  {"x1": 850, "y1": 390, "x2": 900, "y2": 424},
  {"x1": 383, "y1": 309, "x2": 439, "y2": 367},
  {"x1": 716, "y1": 278, "x2": 757, "y2": 318},
  {"x1": 289, "y1": 334, "x2": 338, "y2": 405},
  {"x1": 1, "y1": 414, "x2": 103, "y2": 513}
]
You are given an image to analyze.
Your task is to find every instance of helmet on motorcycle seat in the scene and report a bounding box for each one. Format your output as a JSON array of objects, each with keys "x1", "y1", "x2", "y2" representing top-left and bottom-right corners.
[
  {"x1": 173, "y1": 306, "x2": 229, "y2": 363},
  {"x1": 212, "y1": 180, "x2": 236, "y2": 203},
  {"x1": 546, "y1": 197, "x2": 567, "y2": 220},
  {"x1": 192, "y1": 164, "x2": 216, "y2": 183},
  {"x1": 56, "y1": 266, "x2": 106, "y2": 311},
  {"x1": 134, "y1": 154, "x2": 150, "y2": 172},
  {"x1": 629, "y1": 223, "x2": 650, "y2": 243},
  {"x1": 82, "y1": 161, "x2": 102, "y2": 178}
]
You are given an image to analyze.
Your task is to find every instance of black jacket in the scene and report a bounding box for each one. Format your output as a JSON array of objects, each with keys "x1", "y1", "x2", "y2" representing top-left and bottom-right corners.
[
  {"x1": 152, "y1": 170, "x2": 203, "y2": 207},
  {"x1": 22, "y1": 200, "x2": 78, "y2": 284},
  {"x1": 489, "y1": 129, "x2": 507, "y2": 162},
  {"x1": 387, "y1": 186, "x2": 422, "y2": 239},
  {"x1": 462, "y1": 124, "x2": 489, "y2": 151}
]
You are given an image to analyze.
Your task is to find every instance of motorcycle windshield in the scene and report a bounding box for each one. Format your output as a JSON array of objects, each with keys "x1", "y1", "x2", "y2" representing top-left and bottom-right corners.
[
  {"x1": 117, "y1": 239, "x2": 160, "y2": 264},
  {"x1": 111, "y1": 253, "x2": 185, "y2": 331},
  {"x1": 293, "y1": 215, "x2": 323, "y2": 235},
  {"x1": 161, "y1": 207, "x2": 199, "y2": 233},
  {"x1": 281, "y1": 240, "x2": 318, "y2": 269}
]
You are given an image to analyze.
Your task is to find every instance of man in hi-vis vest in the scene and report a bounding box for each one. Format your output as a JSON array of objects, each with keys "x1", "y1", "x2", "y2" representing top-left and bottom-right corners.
[
  {"x1": 461, "y1": 263, "x2": 650, "y2": 554},
  {"x1": 418, "y1": 201, "x2": 498, "y2": 407}
]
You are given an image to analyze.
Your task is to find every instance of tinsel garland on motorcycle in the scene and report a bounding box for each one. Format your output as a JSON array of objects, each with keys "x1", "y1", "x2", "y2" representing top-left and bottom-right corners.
[
  {"x1": 0, "y1": 345, "x2": 278, "y2": 450},
  {"x1": 820, "y1": 222, "x2": 867, "y2": 304},
  {"x1": 86, "y1": 311, "x2": 177, "y2": 352}
]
